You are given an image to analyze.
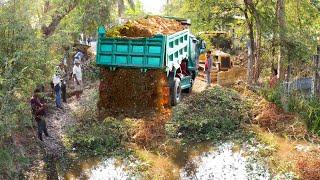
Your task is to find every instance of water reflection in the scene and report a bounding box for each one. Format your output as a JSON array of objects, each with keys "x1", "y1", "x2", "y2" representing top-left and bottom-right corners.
[
  {"x1": 63, "y1": 142, "x2": 270, "y2": 180},
  {"x1": 180, "y1": 142, "x2": 270, "y2": 180},
  {"x1": 65, "y1": 158, "x2": 131, "y2": 180}
]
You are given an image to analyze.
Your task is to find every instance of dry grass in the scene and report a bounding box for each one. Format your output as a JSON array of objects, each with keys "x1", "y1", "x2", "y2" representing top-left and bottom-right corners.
[
  {"x1": 297, "y1": 152, "x2": 320, "y2": 180},
  {"x1": 234, "y1": 83, "x2": 320, "y2": 179}
]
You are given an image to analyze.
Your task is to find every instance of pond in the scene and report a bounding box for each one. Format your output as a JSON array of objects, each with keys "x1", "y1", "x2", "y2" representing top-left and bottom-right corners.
[{"x1": 63, "y1": 141, "x2": 270, "y2": 180}]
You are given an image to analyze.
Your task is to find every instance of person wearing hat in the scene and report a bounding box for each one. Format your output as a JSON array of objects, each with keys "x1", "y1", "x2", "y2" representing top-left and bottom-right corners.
[{"x1": 73, "y1": 59, "x2": 83, "y2": 100}]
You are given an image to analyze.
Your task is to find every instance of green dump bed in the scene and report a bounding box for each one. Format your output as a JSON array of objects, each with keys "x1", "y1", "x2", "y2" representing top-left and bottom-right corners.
[{"x1": 96, "y1": 27, "x2": 190, "y2": 71}]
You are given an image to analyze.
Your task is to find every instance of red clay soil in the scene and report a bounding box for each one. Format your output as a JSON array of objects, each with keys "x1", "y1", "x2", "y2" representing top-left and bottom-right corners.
[
  {"x1": 107, "y1": 16, "x2": 185, "y2": 38},
  {"x1": 132, "y1": 109, "x2": 172, "y2": 146}
]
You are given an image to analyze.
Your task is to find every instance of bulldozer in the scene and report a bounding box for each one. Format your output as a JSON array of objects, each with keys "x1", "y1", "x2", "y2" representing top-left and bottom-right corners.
[{"x1": 198, "y1": 49, "x2": 232, "y2": 71}]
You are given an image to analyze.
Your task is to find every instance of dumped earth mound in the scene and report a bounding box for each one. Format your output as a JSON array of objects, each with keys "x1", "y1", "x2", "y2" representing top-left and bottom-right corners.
[
  {"x1": 107, "y1": 16, "x2": 185, "y2": 38},
  {"x1": 166, "y1": 86, "x2": 251, "y2": 141},
  {"x1": 98, "y1": 68, "x2": 170, "y2": 118}
]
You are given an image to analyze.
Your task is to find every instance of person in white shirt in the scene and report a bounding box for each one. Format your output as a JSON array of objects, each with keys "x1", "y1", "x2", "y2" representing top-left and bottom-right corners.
[
  {"x1": 73, "y1": 59, "x2": 83, "y2": 100},
  {"x1": 52, "y1": 69, "x2": 62, "y2": 109}
]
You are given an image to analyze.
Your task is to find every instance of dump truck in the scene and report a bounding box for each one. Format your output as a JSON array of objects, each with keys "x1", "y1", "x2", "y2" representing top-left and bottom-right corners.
[{"x1": 96, "y1": 22, "x2": 203, "y2": 110}]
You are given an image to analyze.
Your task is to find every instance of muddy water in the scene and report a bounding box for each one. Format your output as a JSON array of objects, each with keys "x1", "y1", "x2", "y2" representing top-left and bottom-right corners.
[
  {"x1": 64, "y1": 141, "x2": 270, "y2": 180},
  {"x1": 64, "y1": 157, "x2": 138, "y2": 179}
]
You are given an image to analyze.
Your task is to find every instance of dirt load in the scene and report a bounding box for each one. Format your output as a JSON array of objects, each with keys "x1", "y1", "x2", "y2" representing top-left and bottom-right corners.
[{"x1": 107, "y1": 16, "x2": 185, "y2": 38}]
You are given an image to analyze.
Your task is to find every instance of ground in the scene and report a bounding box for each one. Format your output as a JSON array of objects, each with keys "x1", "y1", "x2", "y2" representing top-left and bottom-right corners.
[{"x1": 24, "y1": 66, "x2": 320, "y2": 179}]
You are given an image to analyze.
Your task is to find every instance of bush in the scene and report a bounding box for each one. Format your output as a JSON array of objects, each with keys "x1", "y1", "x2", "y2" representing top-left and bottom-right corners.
[
  {"x1": 166, "y1": 86, "x2": 251, "y2": 142},
  {"x1": 66, "y1": 118, "x2": 134, "y2": 156},
  {"x1": 260, "y1": 85, "x2": 283, "y2": 107},
  {"x1": 294, "y1": 97, "x2": 320, "y2": 136}
]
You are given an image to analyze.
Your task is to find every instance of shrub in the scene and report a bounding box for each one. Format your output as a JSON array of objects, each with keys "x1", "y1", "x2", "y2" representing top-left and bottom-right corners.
[
  {"x1": 66, "y1": 118, "x2": 134, "y2": 156},
  {"x1": 166, "y1": 86, "x2": 251, "y2": 142},
  {"x1": 260, "y1": 85, "x2": 283, "y2": 107},
  {"x1": 295, "y1": 97, "x2": 320, "y2": 136}
]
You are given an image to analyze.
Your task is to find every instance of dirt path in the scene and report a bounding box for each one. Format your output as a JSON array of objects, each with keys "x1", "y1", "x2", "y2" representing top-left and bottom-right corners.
[{"x1": 26, "y1": 83, "x2": 98, "y2": 179}]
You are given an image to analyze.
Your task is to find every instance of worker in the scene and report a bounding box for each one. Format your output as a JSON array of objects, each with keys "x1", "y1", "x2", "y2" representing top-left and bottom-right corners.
[
  {"x1": 74, "y1": 50, "x2": 84, "y2": 63},
  {"x1": 205, "y1": 50, "x2": 213, "y2": 87},
  {"x1": 52, "y1": 68, "x2": 62, "y2": 109},
  {"x1": 58, "y1": 63, "x2": 67, "y2": 103},
  {"x1": 30, "y1": 88, "x2": 50, "y2": 141},
  {"x1": 73, "y1": 59, "x2": 83, "y2": 100},
  {"x1": 269, "y1": 68, "x2": 278, "y2": 88}
]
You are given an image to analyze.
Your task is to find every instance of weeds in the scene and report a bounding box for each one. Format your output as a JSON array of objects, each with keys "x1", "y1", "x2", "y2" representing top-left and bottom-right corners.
[
  {"x1": 166, "y1": 86, "x2": 251, "y2": 142},
  {"x1": 66, "y1": 118, "x2": 134, "y2": 156}
]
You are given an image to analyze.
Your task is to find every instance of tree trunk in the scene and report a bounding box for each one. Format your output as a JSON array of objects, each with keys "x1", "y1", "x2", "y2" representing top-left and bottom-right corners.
[
  {"x1": 276, "y1": 0, "x2": 286, "y2": 81},
  {"x1": 315, "y1": 46, "x2": 320, "y2": 97},
  {"x1": 245, "y1": 0, "x2": 261, "y2": 83},
  {"x1": 244, "y1": 0, "x2": 255, "y2": 86},
  {"x1": 42, "y1": 1, "x2": 78, "y2": 38}
]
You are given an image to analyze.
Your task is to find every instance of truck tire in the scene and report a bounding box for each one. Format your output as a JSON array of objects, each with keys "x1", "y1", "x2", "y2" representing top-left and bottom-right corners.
[{"x1": 171, "y1": 78, "x2": 181, "y2": 106}]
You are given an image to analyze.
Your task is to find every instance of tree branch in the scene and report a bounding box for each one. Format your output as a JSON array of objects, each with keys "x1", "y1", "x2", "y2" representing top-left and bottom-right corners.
[{"x1": 42, "y1": 0, "x2": 78, "y2": 38}]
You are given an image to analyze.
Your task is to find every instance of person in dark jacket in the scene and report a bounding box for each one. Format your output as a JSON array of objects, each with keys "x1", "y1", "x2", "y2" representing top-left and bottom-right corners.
[{"x1": 30, "y1": 89, "x2": 50, "y2": 141}]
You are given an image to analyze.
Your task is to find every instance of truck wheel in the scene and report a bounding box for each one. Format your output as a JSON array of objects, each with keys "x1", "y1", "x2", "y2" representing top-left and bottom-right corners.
[{"x1": 171, "y1": 78, "x2": 181, "y2": 106}]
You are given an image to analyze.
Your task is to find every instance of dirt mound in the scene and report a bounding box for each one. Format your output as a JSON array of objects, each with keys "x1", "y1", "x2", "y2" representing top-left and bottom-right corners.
[
  {"x1": 107, "y1": 16, "x2": 185, "y2": 38},
  {"x1": 98, "y1": 68, "x2": 170, "y2": 118},
  {"x1": 132, "y1": 109, "x2": 171, "y2": 146}
]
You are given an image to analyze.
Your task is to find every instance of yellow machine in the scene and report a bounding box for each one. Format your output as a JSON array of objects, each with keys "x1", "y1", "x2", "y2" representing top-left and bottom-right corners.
[{"x1": 199, "y1": 50, "x2": 232, "y2": 71}]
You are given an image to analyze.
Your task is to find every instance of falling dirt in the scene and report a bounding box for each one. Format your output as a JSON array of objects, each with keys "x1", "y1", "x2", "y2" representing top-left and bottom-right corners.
[{"x1": 98, "y1": 68, "x2": 170, "y2": 119}]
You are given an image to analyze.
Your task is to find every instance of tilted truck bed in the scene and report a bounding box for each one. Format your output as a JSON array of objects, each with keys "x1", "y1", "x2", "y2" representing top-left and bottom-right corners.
[{"x1": 96, "y1": 27, "x2": 190, "y2": 72}]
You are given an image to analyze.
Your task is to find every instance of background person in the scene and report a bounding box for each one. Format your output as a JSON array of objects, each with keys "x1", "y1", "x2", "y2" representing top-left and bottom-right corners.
[
  {"x1": 52, "y1": 69, "x2": 62, "y2": 109},
  {"x1": 73, "y1": 59, "x2": 83, "y2": 100},
  {"x1": 205, "y1": 50, "x2": 213, "y2": 87}
]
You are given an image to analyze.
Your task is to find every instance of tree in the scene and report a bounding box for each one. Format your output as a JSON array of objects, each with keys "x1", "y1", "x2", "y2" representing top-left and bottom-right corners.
[{"x1": 276, "y1": 0, "x2": 286, "y2": 81}]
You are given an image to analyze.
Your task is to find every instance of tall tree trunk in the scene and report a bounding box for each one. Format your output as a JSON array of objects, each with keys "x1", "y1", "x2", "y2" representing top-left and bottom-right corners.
[
  {"x1": 244, "y1": 0, "x2": 255, "y2": 85},
  {"x1": 276, "y1": 0, "x2": 286, "y2": 81},
  {"x1": 245, "y1": 0, "x2": 261, "y2": 83},
  {"x1": 315, "y1": 46, "x2": 320, "y2": 97}
]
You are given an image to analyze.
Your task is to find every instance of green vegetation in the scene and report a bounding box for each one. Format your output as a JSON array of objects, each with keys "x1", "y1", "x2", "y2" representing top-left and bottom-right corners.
[
  {"x1": 289, "y1": 96, "x2": 320, "y2": 136},
  {"x1": 261, "y1": 85, "x2": 320, "y2": 136},
  {"x1": 66, "y1": 118, "x2": 133, "y2": 156},
  {"x1": 166, "y1": 87, "x2": 251, "y2": 142}
]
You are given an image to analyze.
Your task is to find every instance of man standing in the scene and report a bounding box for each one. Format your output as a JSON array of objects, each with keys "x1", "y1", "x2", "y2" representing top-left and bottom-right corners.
[
  {"x1": 73, "y1": 59, "x2": 83, "y2": 100},
  {"x1": 52, "y1": 69, "x2": 62, "y2": 109},
  {"x1": 58, "y1": 63, "x2": 67, "y2": 103},
  {"x1": 205, "y1": 50, "x2": 213, "y2": 87},
  {"x1": 30, "y1": 89, "x2": 50, "y2": 141}
]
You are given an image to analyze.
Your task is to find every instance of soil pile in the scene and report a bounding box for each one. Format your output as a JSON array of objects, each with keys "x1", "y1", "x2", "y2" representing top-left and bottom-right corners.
[
  {"x1": 107, "y1": 16, "x2": 185, "y2": 38},
  {"x1": 232, "y1": 51, "x2": 248, "y2": 67},
  {"x1": 98, "y1": 68, "x2": 170, "y2": 118}
]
